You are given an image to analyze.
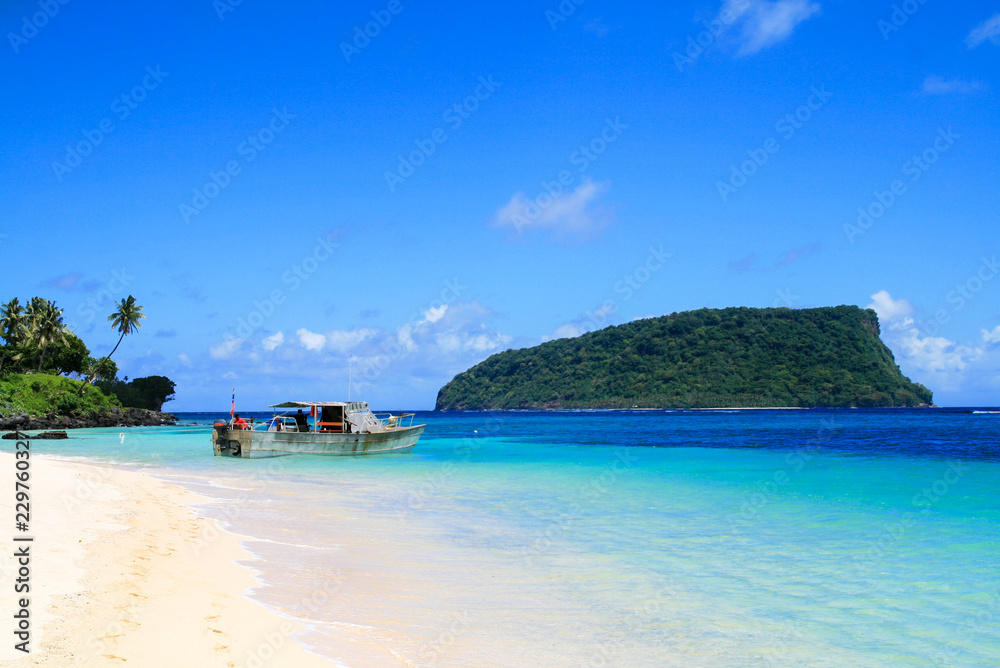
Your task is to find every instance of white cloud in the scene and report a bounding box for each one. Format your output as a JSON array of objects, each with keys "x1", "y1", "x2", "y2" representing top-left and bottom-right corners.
[
  {"x1": 262, "y1": 331, "x2": 284, "y2": 351},
  {"x1": 423, "y1": 304, "x2": 448, "y2": 323},
  {"x1": 720, "y1": 0, "x2": 821, "y2": 56},
  {"x1": 195, "y1": 300, "x2": 517, "y2": 409},
  {"x1": 492, "y1": 179, "x2": 611, "y2": 239},
  {"x1": 325, "y1": 328, "x2": 378, "y2": 353},
  {"x1": 177, "y1": 352, "x2": 192, "y2": 367},
  {"x1": 898, "y1": 332, "x2": 974, "y2": 374},
  {"x1": 209, "y1": 336, "x2": 246, "y2": 360},
  {"x1": 920, "y1": 75, "x2": 986, "y2": 95},
  {"x1": 982, "y1": 325, "x2": 1000, "y2": 345},
  {"x1": 867, "y1": 290, "x2": 915, "y2": 326},
  {"x1": 966, "y1": 13, "x2": 1000, "y2": 48},
  {"x1": 868, "y1": 290, "x2": 982, "y2": 391},
  {"x1": 552, "y1": 323, "x2": 587, "y2": 340},
  {"x1": 296, "y1": 328, "x2": 327, "y2": 352},
  {"x1": 397, "y1": 323, "x2": 417, "y2": 352}
]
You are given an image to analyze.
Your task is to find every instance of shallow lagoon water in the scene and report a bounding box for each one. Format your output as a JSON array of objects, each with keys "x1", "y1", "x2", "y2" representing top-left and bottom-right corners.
[{"x1": 23, "y1": 408, "x2": 1000, "y2": 666}]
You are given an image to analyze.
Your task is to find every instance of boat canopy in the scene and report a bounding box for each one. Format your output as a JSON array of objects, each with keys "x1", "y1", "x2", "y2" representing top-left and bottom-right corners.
[{"x1": 270, "y1": 401, "x2": 359, "y2": 408}]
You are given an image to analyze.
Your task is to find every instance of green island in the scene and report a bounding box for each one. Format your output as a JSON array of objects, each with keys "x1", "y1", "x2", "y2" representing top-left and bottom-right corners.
[
  {"x1": 0, "y1": 295, "x2": 177, "y2": 431},
  {"x1": 436, "y1": 305, "x2": 933, "y2": 410}
]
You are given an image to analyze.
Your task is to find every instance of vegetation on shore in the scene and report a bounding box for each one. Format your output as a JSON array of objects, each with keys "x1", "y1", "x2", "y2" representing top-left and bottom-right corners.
[
  {"x1": 436, "y1": 305, "x2": 933, "y2": 410},
  {"x1": 96, "y1": 375, "x2": 176, "y2": 412},
  {"x1": 0, "y1": 294, "x2": 174, "y2": 423},
  {"x1": 0, "y1": 373, "x2": 121, "y2": 419}
]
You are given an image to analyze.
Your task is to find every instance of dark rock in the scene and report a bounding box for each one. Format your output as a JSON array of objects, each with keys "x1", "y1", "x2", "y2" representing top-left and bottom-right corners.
[
  {"x1": 34, "y1": 431, "x2": 69, "y2": 439},
  {"x1": 0, "y1": 413, "x2": 29, "y2": 431},
  {"x1": 3, "y1": 407, "x2": 178, "y2": 431}
]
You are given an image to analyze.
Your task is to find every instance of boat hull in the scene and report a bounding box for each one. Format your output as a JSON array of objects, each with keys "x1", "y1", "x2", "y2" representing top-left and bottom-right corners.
[{"x1": 212, "y1": 424, "x2": 425, "y2": 458}]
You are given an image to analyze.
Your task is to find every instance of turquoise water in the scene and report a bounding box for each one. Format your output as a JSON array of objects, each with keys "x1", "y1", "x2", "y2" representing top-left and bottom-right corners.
[{"x1": 13, "y1": 409, "x2": 1000, "y2": 666}]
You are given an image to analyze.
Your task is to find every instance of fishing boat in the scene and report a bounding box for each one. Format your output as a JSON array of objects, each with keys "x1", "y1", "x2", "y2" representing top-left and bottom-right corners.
[{"x1": 211, "y1": 401, "x2": 424, "y2": 458}]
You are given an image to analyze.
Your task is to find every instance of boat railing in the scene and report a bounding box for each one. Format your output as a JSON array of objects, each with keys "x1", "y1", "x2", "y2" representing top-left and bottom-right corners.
[
  {"x1": 373, "y1": 413, "x2": 416, "y2": 429},
  {"x1": 264, "y1": 416, "x2": 301, "y2": 432}
]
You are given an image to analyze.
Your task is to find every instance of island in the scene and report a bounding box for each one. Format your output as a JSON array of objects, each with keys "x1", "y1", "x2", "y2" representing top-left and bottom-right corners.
[
  {"x1": 1, "y1": 295, "x2": 177, "y2": 432},
  {"x1": 435, "y1": 305, "x2": 933, "y2": 410}
]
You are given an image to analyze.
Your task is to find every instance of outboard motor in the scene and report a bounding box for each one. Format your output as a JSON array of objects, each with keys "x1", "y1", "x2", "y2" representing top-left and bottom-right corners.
[{"x1": 212, "y1": 419, "x2": 233, "y2": 455}]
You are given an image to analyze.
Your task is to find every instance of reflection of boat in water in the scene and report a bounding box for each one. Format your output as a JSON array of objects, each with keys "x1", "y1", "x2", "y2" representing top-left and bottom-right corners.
[{"x1": 212, "y1": 401, "x2": 424, "y2": 458}]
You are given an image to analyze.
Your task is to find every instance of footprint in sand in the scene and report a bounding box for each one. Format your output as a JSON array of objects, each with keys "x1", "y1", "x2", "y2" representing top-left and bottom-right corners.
[
  {"x1": 209, "y1": 628, "x2": 228, "y2": 636},
  {"x1": 205, "y1": 615, "x2": 220, "y2": 621},
  {"x1": 101, "y1": 655, "x2": 126, "y2": 662}
]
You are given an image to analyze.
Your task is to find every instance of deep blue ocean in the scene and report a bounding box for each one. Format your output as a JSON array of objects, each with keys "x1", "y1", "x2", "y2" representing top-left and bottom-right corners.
[{"x1": 18, "y1": 408, "x2": 1000, "y2": 666}]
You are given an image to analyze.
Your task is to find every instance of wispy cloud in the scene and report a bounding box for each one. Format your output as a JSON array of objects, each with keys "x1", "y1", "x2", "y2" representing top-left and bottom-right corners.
[
  {"x1": 41, "y1": 272, "x2": 84, "y2": 291},
  {"x1": 325, "y1": 328, "x2": 378, "y2": 353},
  {"x1": 728, "y1": 253, "x2": 758, "y2": 273},
  {"x1": 199, "y1": 300, "x2": 515, "y2": 407},
  {"x1": 982, "y1": 325, "x2": 1000, "y2": 345},
  {"x1": 774, "y1": 241, "x2": 823, "y2": 268},
  {"x1": 209, "y1": 336, "x2": 246, "y2": 360},
  {"x1": 966, "y1": 13, "x2": 1000, "y2": 49},
  {"x1": 262, "y1": 331, "x2": 284, "y2": 351},
  {"x1": 583, "y1": 18, "x2": 612, "y2": 37},
  {"x1": 728, "y1": 242, "x2": 822, "y2": 273},
  {"x1": 719, "y1": 0, "x2": 821, "y2": 56},
  {"x1": 492, "y1": 179, "x2": 612, "y2": 240},
  {"x1": 920, "y1": 75, "x2": 986, "y2": 96},
  {"x1": 182, "y1": 286, "x2": 207, "y2": 303}
]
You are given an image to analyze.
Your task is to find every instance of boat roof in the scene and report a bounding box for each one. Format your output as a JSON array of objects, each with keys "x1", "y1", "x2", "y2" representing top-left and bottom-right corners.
[{"x1": 269, "y1": 401, "x2": 365, "y2": 408}]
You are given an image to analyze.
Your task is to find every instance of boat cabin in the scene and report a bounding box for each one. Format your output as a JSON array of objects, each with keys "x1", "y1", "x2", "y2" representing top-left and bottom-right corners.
[{"x1": 252, "y1": 401, "x2": 416, "y2": 434}]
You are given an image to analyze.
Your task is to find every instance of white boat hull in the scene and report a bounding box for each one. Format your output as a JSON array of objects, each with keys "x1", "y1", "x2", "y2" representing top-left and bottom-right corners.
[{"x1": 212, "y1": 424, "x2": 424, "y2": 458}]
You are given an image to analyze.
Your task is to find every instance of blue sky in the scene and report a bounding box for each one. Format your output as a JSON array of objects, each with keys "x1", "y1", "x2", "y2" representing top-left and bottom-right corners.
[{"x1": 1, "y1": 0, "x2": 998, "y2": 410}]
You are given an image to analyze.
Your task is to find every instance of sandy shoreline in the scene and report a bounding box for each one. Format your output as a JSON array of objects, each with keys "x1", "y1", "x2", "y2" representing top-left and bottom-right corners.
[{"x1": 0, "y1": 452, "x2": 334, "y2": 667}]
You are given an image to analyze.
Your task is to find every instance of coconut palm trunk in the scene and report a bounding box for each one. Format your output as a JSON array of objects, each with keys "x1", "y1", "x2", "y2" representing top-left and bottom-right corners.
[{"x1": 106, "y1": 331, "x2": 127, "y2": 360}]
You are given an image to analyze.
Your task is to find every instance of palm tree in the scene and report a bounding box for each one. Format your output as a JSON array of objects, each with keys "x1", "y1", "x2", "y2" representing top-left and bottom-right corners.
[
  {"x1": 106, "y1": 295, "x2": 145, "y2": 360},
  {"x1": 1, "y1": 298, "x2": 27, "y2": 345},
  {"x1": 30, "y1": 300, "x2": 68, "y2": 373},
  {"x1": 0, "y1": 298, "x2": 27, "y2": 374}
]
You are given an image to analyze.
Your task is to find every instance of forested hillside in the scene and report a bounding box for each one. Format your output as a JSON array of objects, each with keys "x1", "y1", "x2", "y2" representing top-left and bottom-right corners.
[{"x1": 435, "y1": 306, "x2": 932, "y2": 409}]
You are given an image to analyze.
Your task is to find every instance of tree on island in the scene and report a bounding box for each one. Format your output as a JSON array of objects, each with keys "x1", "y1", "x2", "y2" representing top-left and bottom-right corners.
[
  {"x1": 26, "y1": 297, "x2": 69, "y2": 372},
  {"x1": 82, "y1": 295, "x2": 144, "y2": 387},
  {"x1": 97, "y1": 374, "x2": 176, "y2": 411},
  {"x1": 0, "y1": 298, "x2": 27, "y2": 375},
  {"x1": 106, "y1": 295, "x2": 145, "y2": 360},
  {"x1": 2, "y1": 297, "x2": 89, "y2": 377}
]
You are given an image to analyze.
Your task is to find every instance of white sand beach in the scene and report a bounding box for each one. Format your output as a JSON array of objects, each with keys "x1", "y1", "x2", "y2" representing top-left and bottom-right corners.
[{"x1": 0, "y1": 452, "x2": 333, "y2": 667}]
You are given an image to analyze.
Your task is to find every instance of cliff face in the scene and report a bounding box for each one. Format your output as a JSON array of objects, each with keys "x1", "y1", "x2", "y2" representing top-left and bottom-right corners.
[{"x1": 435, "y1": 306, "x2": 933, "y2": 410}]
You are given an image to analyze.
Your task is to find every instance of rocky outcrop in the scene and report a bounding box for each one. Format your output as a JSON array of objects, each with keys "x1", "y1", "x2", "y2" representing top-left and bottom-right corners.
[
  {"x1": 0, "y1": 407, "x2": 177, "y2": 432},
  {"x1": 2, "y1": 430, "x2": 68, "y2": 439}
]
